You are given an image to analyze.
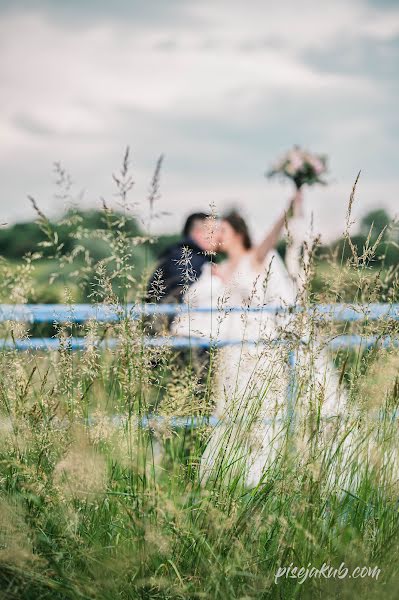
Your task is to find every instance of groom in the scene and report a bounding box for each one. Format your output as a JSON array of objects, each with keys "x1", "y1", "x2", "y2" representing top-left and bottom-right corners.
[
  {"x1": 146, "y1": 212, "x2": 219, "y2": 376},
  {"x1": 147, "y1": 212, "x2": 219, "y2": 305}
]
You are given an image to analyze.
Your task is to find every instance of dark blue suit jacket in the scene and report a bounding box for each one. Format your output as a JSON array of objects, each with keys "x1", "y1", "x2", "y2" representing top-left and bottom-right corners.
[{"x1": 147, "y1": 237, "x2": 211, "y2": 303}]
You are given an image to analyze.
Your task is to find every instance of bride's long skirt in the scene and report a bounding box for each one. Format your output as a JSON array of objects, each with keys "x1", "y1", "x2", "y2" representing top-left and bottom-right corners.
[
  {"x1": 199, "y1": 342, "x2": 290, "y2": 487},
  {"x1": 199, "y1": 339, "x2": 362, "y2": 491}
]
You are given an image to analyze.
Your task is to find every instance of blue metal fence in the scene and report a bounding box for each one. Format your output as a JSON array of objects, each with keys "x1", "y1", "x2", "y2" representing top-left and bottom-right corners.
[
  {"x1": 1, "y1": 302, "x2": 398, "y2": 429},
  {"x1": 1, "y1": 302, "x2": 399, "y2": 323},
  {"x1": 0, "y1": 303, "x2": 398, "y2": 351}
]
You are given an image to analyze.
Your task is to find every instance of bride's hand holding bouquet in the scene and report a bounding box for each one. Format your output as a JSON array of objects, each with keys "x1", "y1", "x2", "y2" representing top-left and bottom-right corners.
[{"x1": 287, "y1": 188, "x2": 304, "y2": 219}]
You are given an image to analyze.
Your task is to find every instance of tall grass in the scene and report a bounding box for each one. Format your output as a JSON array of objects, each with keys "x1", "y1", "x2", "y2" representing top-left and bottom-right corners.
[{"x1": 0, "y1": 154, "x2": 399, "y2": 599}]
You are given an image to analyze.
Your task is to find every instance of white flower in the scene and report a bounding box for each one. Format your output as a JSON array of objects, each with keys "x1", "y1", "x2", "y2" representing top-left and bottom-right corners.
[{"x1": 285, "y1": 162, "x2": 297, "y2": 176}]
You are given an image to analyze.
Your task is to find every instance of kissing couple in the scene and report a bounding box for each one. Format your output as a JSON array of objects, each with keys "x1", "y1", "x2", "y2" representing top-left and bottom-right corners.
[{"x1": 147, "y1": 190, "x2": 347, "y2": 487}]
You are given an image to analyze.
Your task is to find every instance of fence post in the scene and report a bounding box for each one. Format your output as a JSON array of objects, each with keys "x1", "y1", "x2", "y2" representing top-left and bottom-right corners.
[{"x1": 287, "y1": 349, "x2": 297, "y2": 433}]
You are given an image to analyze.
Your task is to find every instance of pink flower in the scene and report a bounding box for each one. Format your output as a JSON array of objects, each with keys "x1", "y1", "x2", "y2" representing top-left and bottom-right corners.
[
  {"x1": 288, "y1": 150, "x2": 304, "y2": 172},
  {"x1": 308, "y1": 156, "x2": 325, "y2": 175}
]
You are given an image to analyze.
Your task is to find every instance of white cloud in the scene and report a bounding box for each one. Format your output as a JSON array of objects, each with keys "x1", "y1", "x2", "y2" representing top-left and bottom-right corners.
[{"x1": 0, "y1": 1, "x2": 398, "y2": 239}]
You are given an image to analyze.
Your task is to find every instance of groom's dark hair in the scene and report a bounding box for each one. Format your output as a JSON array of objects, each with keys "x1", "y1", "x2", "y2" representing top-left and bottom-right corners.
[
  {"x1": 223, "y1": 210, "x2": 252, "y2": 250},
  {"x1": 183, "y1": 212, "x2": 210, "y2": 237}
]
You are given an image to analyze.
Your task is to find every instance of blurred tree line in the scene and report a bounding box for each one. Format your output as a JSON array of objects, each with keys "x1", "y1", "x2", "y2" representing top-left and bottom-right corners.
[
  {"x1": 328, "y1": 209, "x2": 399, "y2": 265},
  {"x1": 0, "y1": 208, "x2": 182, "y2": 303},
  {"x1": 0, "y1": 207, "x2": 397, "y2": 304},
  {"x1": 0, "y1": 209, "x2": 180, "y2": 262},
  {"x1": 277, "y1": 208, "x2": 399, "y2": 266}
]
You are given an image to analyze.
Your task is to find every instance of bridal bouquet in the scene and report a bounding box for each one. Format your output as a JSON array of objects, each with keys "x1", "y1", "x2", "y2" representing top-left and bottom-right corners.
[{"x1": 267, "y1": 146, "x2": 328, "y2": 189}]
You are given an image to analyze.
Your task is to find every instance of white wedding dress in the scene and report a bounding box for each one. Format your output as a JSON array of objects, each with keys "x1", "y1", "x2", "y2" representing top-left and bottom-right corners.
[{"x1": 171, "y1": 216, "x2": 349, "y2": 488}]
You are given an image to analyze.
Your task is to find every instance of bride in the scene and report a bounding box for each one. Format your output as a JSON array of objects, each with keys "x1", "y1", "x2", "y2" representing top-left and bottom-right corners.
[{"x1": 171, "y1": 191, "x2": 347, "y2": 487}]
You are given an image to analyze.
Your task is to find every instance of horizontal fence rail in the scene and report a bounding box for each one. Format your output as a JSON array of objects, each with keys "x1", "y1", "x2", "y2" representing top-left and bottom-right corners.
[
  {"x1": 0, "y1": 302, "x2": 399, "y2": 324},
  {"x1": 15, "y1": 410, "x2": 395, "y2": 434},
  {"x1": 1, "y1": 335, "x2": 399, "y2": 353},
  {"x1": 83, "y1": 411, "x2": 399, "y2": 429}
]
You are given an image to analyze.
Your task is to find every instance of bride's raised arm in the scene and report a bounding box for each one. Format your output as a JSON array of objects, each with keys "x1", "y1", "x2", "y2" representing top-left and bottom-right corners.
[{"x1": 253, "y1": 189, "x2": 303, "y2": 265}]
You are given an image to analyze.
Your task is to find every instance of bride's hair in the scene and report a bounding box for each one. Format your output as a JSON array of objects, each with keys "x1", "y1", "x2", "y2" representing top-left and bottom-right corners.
[{"x1": 222, "y1": 210, "x2": 252, "y2": 250}]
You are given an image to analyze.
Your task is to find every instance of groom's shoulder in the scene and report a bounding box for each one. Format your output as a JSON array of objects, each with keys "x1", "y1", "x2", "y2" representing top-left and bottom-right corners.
[
  {"x1": 159, "y1": 239, "x2": 186, "y2": 260},
  {"x1": 162, "y1": 238, "x2": 205, "y2": 259}
]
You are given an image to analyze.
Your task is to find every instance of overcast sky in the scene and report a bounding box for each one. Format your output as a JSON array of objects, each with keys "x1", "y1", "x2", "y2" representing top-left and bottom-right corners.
[{"x1": 0, "y1": 0, "x2": 398, "y2": 242}]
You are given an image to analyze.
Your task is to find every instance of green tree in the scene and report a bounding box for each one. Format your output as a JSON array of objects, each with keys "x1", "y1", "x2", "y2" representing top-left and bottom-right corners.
[{"x1": 360, "y1": 209, "x2": 391, "y2": 240}]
